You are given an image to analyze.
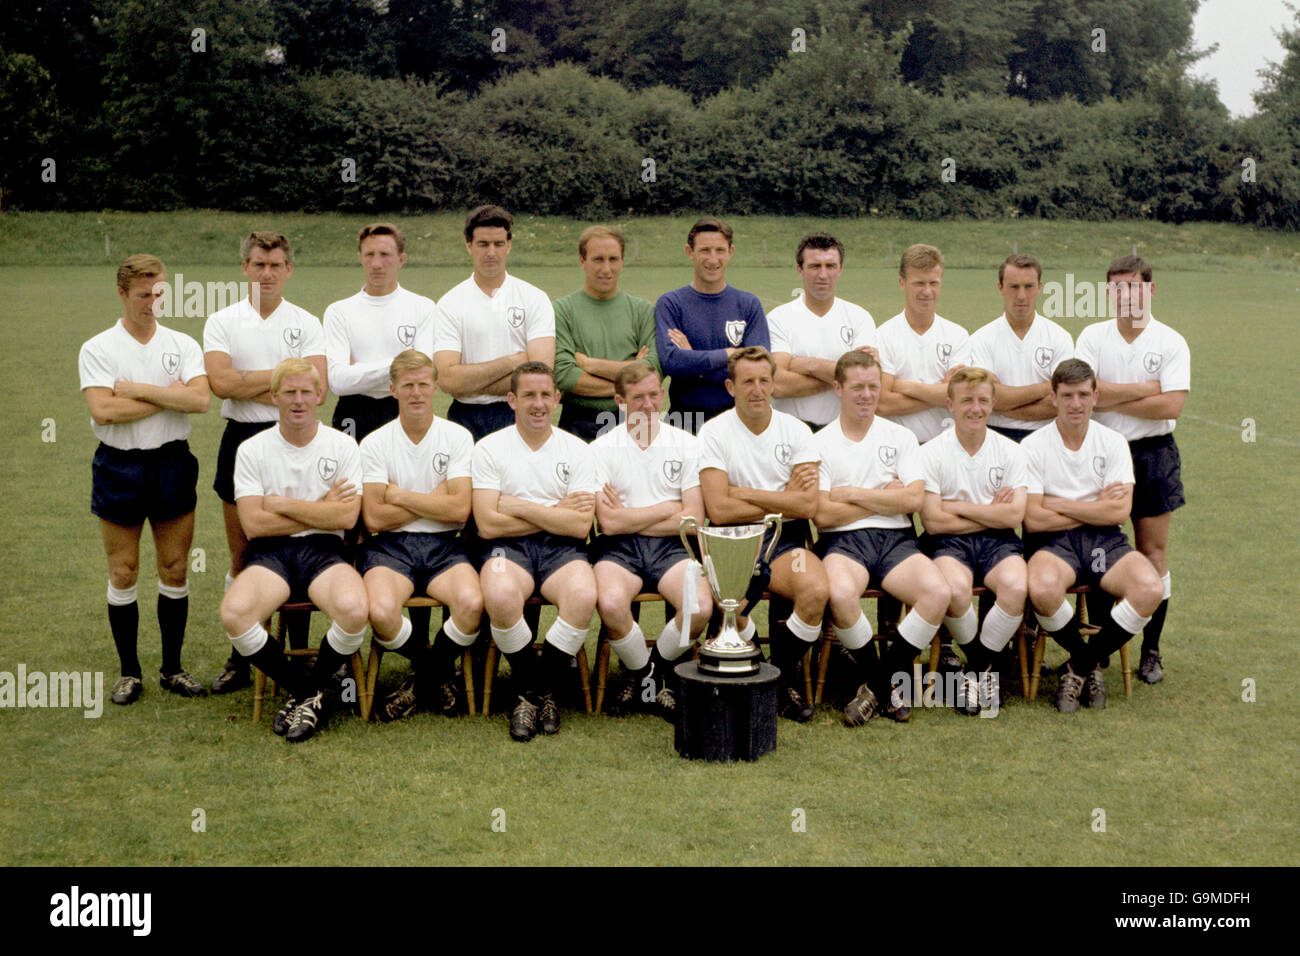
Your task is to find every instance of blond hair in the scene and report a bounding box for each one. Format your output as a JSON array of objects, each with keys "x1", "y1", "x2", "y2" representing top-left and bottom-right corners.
[
  {"x1": 116, "y1": 254, "x2": 164, "y2": 293},
  {"x1": 899, "y1": 243, "x2": 943, "y2": 277},
  {"x1": 271, "y1": 357, "x2": 320, "y2": 393},
  {"x1": 389, "y1": 349, "x2": 435, "y2": 384}
]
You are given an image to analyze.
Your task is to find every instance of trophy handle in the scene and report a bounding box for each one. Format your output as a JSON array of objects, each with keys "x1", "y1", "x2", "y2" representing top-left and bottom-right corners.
[
  {"x1": 679, "y1": 515, "x2": 701, "y2": 563},
  {"x1": 760, "y1": 513, "x2": 784, "y2": 564}
]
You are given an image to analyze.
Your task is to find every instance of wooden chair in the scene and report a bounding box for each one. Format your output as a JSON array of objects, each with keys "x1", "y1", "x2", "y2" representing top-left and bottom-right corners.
[
  {"x1": 1028, "y1": 584, "x2": 1132, "y2": 700},
  {"x1": 251, "y1": 601, "x2": 366, "y2": 721},
  {"x1": 361, "y1": 596, "x2": 479, "y2": 719},
  {"x1": 481, "y1": 596, "x2": 592, "y2": 715}
]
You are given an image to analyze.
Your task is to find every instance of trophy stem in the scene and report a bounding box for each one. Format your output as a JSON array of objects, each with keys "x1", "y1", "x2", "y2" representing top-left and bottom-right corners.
[{"x1": 698, "y1": 601, "x2": 762, "y2": 677}]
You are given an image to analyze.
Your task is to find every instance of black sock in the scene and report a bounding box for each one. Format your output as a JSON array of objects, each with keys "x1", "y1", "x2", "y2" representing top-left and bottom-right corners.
[
  {"x1": 409, "y1": 604, "x2": 433, "y2": 651},
  {"x1": 1048, "y1": 618, "x2": 1089, "y2": 661},
  {"x1": 241, "y1": 643, "x2": 309, "y2": 699},
  {"x1": 539, "y1": 641, "x2": 573, "y2": 699},
  {"x1": 158, "y1": 593, "x2": 188, "y2": 675},
  {"x1": 108, "y1": 601, "x2": 141, "y2": 679},
  {"x1": 875, "y1": 638, "x2": 921, "y2": 697},
  {"x1": 877, "y1": 594, "x2": 903, "y2": 635},
  {"x1": 505, "y1": 647, "x2": 538, "y2": 699},
  {"x1": 283, "y1": 608, "x2": 311, "y2": 650},
  {"x1": 770, "y1": 624, "x2": 811, "y2": 687},
  {"x1": 1090, "y1": 617, "x2": 1137, "y2": 664},
  {"x1": 1142, "y1": 599, "x2": 1168, "y2": 654},
  {"x1": 310, "y1": 635, "x2": 349, "y2": 692},
  {"x1": 430, "y1": 624, "x2": 465, "y2": 680},
  {"x1": 960, "y1": 638, "x2": 991, "y2": 672}
]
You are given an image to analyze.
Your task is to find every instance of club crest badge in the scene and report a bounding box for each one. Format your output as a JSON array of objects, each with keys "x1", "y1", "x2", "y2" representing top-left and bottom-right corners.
[
  {"x1": 879, "y1": 445, "x2": 898, "y2": 468},
  {"x1": 432, "y1": 453, "x2": 449, "y2": 475},
  {"x1": 774, "y1": 443, "x2": 792, "y2": 466},
  {"x1": 397, "y1": 325, "x2": 416, "y2": 348},
  {"x1": 1035, "y1": 347, "x2": 1054, "y2": 370},
  {"x1": 283, "y1": 328, "x2": 302, "y2": 350},
  {"x1": 508, "y1": 306, "x2": 525, "y2": 329},
  {"x1": 936, "y1": 343, "x2": 952, "y2": 367},
  {"x1": 1092, "y1": 456, "x2": 1106, "y2": 478},
  {"x1": 161, "y1": 352, "x2": 180, "y2": 375},
  {"x1": 663, "y1": 459, "x2": 683, "y2": 483},
  {"x1": 989, "y1": 466, "x2": 1005, "y2": 488},
  {"x1": 725, "y1": 320, "x2": 745, "y2": 346},
  {"x1": 840, "y1": 326, "x2": 854, "y2": 346},
  {"x1": 556, "y1": 461, "x2": 570, "y2": 483},
  {"x1": 318, "y1": 458, "x2": 338, "y2": 482},
  {"x1": 1143, "y1": 352, "x2": 1162, "y2": 374}
]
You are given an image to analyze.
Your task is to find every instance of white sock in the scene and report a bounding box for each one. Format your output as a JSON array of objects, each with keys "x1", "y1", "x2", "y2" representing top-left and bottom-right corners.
[
  {"x1": 443, "y1": 618, "x2": 479, "y2": 647},
  {"x1": 107, "y1": 581, "x2": 137, "y2": 606},
  {"x1": 786, "y1": 612, "x2": 822, "y2": 644},
  {"x1": 979, "y1": 604, "x2": 1022, "y2": 653},
  {"x1": 1036, "y1": 600, "x2": 1074, "y2": 633},
  {"x1": 491, "y1": 618, "x2": 533, "y2": 655},
  {"x1": 375, "y1": 616, "x2": 412, "y2": 651},
  {"x1": 224, "y1": 573, "x2": 235, "y2": 592},
  {"x1": 610, "y1": 622, "x2": 650, "y2": 670},
  {"x1": 656, "y1": 619, "x2": 689, "y2": 662},
  {"x1": 326, "y1": 621, "x2": 366, "y2": 655},
  {"x1": 739, "y1": 620, "x2": 756, "y2": 644},
  {"x1": 158, "y1": 580, "x2": 188, "y2": 599},
  {"x1": 832, "y1": 613, "x2": 873, "y2": 651},
  {"x1": 944, "y1": 605, "x2": 978, "y2": 644},
  {"x1": 897, "y1": 608, "x2": 939, "y2": 650},
  {"x1": 544, "y1": 616, "x2": 588, "y2": 656},
  {"x1": 1161, "y1": 571, "x2": 1171, "y2": 601},
  {"x1": 1111, "y1": 598, "x2": 1151, "y2": 635},
  {"x1": 230, "y1": 622, "x2": 268, "y2": 657}
]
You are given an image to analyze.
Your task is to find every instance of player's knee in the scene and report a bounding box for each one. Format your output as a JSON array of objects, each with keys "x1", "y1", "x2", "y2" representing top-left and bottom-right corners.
[
  {"x1": 1131, "y1": 573, "x2": 1163, "y2": 616},
  {"x1": 483, "y1": 586, "x2": 523, "y2": 620},
  {"x1": 456, "y1": 584, "x2": 484, "y2": 621},
  {"x1": 157, "y1": 555, "x2": 188, "y2": 588},
  {"x1": 1000, "y1": 576, "x2": 1028, "y2": 612},
  {"x1": 368, "y1": 594, "x2": 402, "y2": 633},
  {"x1": 220, "y1": 594, "x2": 251, "y2": 636},
  {"x1": 567, "y1": 578, "x2": 599, "y2": 619},
  {"x1": 108, "y1": 563, "x2": 139, "y2": 590},
  {"x1": 333, "y1": 588, "x2": 369, "y2": 633},
  {"x1": 915, "y1": 573, "x2": 950, "y2": 619},
  {"x1": 827, "y1": 573, "x2": 860, "y2": 609},
  {"x1": 696, "y1": 588, "x2": 714, "y2": 621}
]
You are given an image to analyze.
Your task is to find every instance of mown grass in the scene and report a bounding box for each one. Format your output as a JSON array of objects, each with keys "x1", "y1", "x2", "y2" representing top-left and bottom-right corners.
[{"x1": 0, "y1": 215, "x2": 1296, "y2": 866}]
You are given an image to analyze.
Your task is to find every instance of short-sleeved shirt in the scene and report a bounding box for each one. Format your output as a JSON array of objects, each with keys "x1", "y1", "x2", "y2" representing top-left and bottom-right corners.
[
  {"x1": 916, "y1": 427, "x2": 1030, "y2": 507},
  {"x1": 697, "y1": 409, "x2": 817, "y2": 494},
  {"x1": 323, "y1": 286, "x2": 438, "y2": 400},
  {"x1": 1074, "y1": 316, "x2": 1191, "y2": 440},
  {"x1": 591, "y1": 421, "x2": 700, "y2": 509},
  {"x1": 471, "y1": 425, "x2": 597, "y2": 507},
  {"x1": 967, "y1": 313, "x2": 1075, "y2": 432},
  {"x1": 1021, "y1": 420, "x2": 1134, "y2": 518},
  {"x1": 359, "y1": 417, "x2": 474, "y2": 534},
  {"x1": 814, "y1": 415, "x2": 921, "y2": 531},
  {"x1": 233, "y1": 424, "x2": 363, "y2": 538},
  {"x1": 767, "y1": 293, "x2": 877, "y2": 425},
  {"x1": 203, "y1": 298, "x2": 325, "y2": 422},
  {"x1": 875, "y1": 311, "x2": 972, "y2": 443},
  {"x1": 78, "y1": 320, "x2": 206, "y2": 450},
  {"x1": 435, "y1": 274, "x2": 556, "y2": 405}
]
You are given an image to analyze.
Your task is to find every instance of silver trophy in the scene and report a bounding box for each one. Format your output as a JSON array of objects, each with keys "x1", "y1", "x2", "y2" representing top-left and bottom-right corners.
[{"x1": 679, "y1": 514, "x2": 783, "y2": 677}]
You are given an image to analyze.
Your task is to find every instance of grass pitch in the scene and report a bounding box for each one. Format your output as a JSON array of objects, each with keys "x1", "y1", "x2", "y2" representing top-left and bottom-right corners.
[{"x1": 0, "y1": 214, "x2": 1296, "y2": 866}]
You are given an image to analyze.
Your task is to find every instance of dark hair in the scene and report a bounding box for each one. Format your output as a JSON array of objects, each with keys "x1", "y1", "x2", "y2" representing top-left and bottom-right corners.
[
  {"x1": 358, "y1": 222, "x2": 405, "y2": 255},
  {"x1": 726, "y1": 346, "x2": 776, "y2": 379},
  {"x1": 510, "y1": 361, "x2": 555, "y2": 394},
  {"x1": 796, "y1": 232, "x2": 845, "y2": 268},
  {"x1": 1106, "y1": 254, "x2": 1152, "y2": 283},
  {"x1": 998, "y1": 253, "x2": 1042, "y2": 283},
  {"x1": 687, "y1": 216, "x2": 733, "y2": 248},
  {"x1": 613, "y1": 362, "x2": 659, "y2": 397},
  {"x1": 240, "y1": 231, "x2": 294, "y2": 265},
  {"x1": 1051, "y1": 358, "x2": 1097, "y2": 391},
  {"x1": 465, "y1": 205, "x2": 513, "y2": 243},
  {"x1": 833, "y1": 349, "x2": 880, "y2": 384}
]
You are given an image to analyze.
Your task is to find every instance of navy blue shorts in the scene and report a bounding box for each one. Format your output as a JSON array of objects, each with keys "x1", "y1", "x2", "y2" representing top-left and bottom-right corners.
[
  {"x1": 244, "y1": 534, "x2": 350, "y2": 601},
  {"x1": 91, "y1": 440, "x2": 198, "y2": 527},
  {"x1": 817, "y1": 526, "x2": 921, "y2": 585},
  {"x1": 448, "y1": 400, "x2": 515, "y2": 444},
  {"x1": 591, "y1": 534, "x2": 689, "y2": 590},
  {"x1": 213, "y1": 419, "x2": 275, "y2": 503},
  {"x1": 1129, "y1": 434, "x2": 1185, "y2": 519},
  {"x1": 558, "y1": 404, "x2": 616, "y2": 443},
  {"x1": 478, "y1": 532, "x2": 588, "y2": 592},
  {"x1": 921, "y1": 528, "x2": 1024, "y2": 582},
  {"x1": 332, "y1": 394, "x2": 398, "y2": 444},
  {"x1": 1024, "y1": 525, "x2": 1133, "y2": 588},
  {"x1": 359, "y1": 530, "x2": 472, "y2": 593},
  {"x1": 988, "y1": 424, "x2": 1035, "y2": 444},
  {"x1": 763, "y1": 519, "x2": 813, "y2": 563}
]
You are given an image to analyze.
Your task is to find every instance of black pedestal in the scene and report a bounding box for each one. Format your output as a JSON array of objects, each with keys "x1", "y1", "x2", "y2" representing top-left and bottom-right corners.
[{"x1": 674, "y1": 661, "x2": 780, "y2": 762}]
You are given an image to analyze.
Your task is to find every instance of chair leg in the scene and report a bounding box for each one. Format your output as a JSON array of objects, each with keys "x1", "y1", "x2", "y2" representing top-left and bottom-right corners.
[
  {"x1": 462, "y1": 648, "x2": 477, "y2": 717},
  {"x1": 911, "y1": 654, "x2": 923, "y2": 706},
  {"x1": 1120, "y1": 641, "x2": 1132, "y2": 697},
  {"x1": 577, "y1": 645, "x2": 592, "y2": 714},
  {"x1": 1016, "y1": 626, "x2": 1031, "y2": 699},
  {"x1": 802, "y1": 651, "x2": 814, "y2": 703},
  {"x1": 349, "y1": 651, "x2": 366, "y2": 719},
  {"x1": 928, "y1": 633, "x2": 941, "y2": 672},
  {"x1": 594, "y1": 626, "x2": 612, "y2": 714},
  {"x1": 253, "y1": 666, "x2": 267, "y2": 722},
  {"x1": 814, "y1": 631, "x2": 833, "y2": 706},
  {"x1": 483, "y1": 644, "x2": 498, "y2": 715},
  {"x1": 1029, "y1": 632, "x2": 1047, "y2": 700},
  {"x1": 362, "y1": 639, "x2": 383, "y2": 722}
]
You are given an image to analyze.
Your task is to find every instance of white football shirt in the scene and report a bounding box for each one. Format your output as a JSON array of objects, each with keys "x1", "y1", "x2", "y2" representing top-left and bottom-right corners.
[
  {"x1": 967, "y1": 313, "x2": 1075, "y2": 431},
  {"x1": 233, "y1": 424, "x2": 363, "y2": 538},
  {"x1": 917, "y1": 427, "x2": 1030, "y2": 506},
  {"x1": 360, "y1": 417, "x2": 475, "y2": 534},
  {"x1": 472, "y1": 425, "x2": 598, "y2": 506},
  {"x1": 815, "y1": 415, "x2": 921, "y2": 531},
  {"x1": 875, "y1": 311, "x2": 972, "y2": 442},
  {"x1": 1022, "y1": 420, "x2": 1134, "y2": 514},
  {"x1": 78, "y1": 320, "x2": 206, "y2": 450},
  {"x1": 768, "y1": 293, "x2": 877, "y2": 425},
  {"x1": 591, "y1": 421, "x2": 700, "y2": 510},
  {"x1": 697, "y1": 408, "x2": 818, "y2": 495},
  {"x1": 323, "y1": 285, "x2": 437, "y2": 400},
  {"x1": 1075, "y1": 316, "x2": 1190, "y2": 440},
  {"x1": 435, "y1": 274, "x2": 556, "y2": 405},
  {"x1": 203, "y1": 297, "x2": 325, "y2": 423}
]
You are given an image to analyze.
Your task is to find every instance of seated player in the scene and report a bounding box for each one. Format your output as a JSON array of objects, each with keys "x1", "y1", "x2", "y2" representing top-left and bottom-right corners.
[
  {"x1": 916, "y1": 367, "x2": 1029, "y2": 715},
  {"x1": 697, "y1": 347, "x2": 828, "y2": 722},
  {"x1": 813, "y1": 351, "x2": 950, "y2": 725},
  {"x1": 590, "y1": 364, "x2": 713, "y2": 718},
  {"x1": 1022, "y1": 359, "x2": 1164, "y2": 712},
  {"x1": 358, "y1": 351, "x2": 483, "y2": 721},
  {"x1": 219, "y1": 358, "x2": 369, "y2": 742},
  {"x1": 471, "y1": 362, "x2": 599, "y2": 742}
]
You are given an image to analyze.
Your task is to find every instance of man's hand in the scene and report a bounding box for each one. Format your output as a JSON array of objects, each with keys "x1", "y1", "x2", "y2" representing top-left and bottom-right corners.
[
  {"x1": 854, "y1": 345, "x2": 880, "y2": 361},
  {"x1": 1099, "y1": 481, "x2": 1128, "y2": 501},
  {"x1": 575, "y1": 351, "x2": 590, "y2": 371},
  {"x1": 992, "y1": 485, "x2": 1016, "y2": 504},
  {"x1": 113, "y1": 380, "x2": 144, "y2": 401},
  {"x1": 597, "y1": 483, "x2": 623, "y2": 512},
  {"x1": 941, "y1": 364, "x2": 969, "y2": 383},
  {"x1": 667, "y1": 329, "x2": 693, "y2": 350},
  {"x1": 557, "y1": 492, "x2": 595, "y2": 514},
  {"x1": 324, "y1": 480, "x2": 358, "y2": 503},
  {"x1": 786, "y1": 462, "x2": 818, "y2": 493},
  {"x1": 635, "y1": 345, "x2": 649, "y2": 361}
]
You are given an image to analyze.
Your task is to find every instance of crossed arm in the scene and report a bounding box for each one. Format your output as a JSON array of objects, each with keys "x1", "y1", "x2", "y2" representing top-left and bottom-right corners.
[
  {"x1": 362, "y1": 477, "x2": 472, "y2": 534},
  {"x1": 1022, "y1": 483, "x2": 1131, "y2": 533},
  {"x1": 596, "y1": 485, "x2": 705, "y2": 537},
  {"x1": 472, "y1": 487, "x2": 594, "y2": 539},
  {"x1": 700, "y1": 463, "x2": 819, "y2": 525},
  {"x1": 83, "y1": 376, "x2": 211, "y2": 426},
  {"x1": 205, "y1": 352, "x2": 327, "y2": 406},
  {"x1": 878, "y1": 369, "x2": 964, "y2": 418},
  {"x1": 814, "y1": 478, "x2": 923, "y2": 530},
  {"x1": 920, "y1": 486, "x2": 1026, "y2": 535},
  {"x1": 236, "y1": 480, "x2": 361, "y2": 538}
]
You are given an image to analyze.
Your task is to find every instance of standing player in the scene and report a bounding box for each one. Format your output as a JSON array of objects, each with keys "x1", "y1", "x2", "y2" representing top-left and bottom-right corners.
[
  {"x1": 79, "y1": 254, "x2": 211, "y2": 705},
  {"x1": 204, "y1": 231, "x2": 327, "y2": 694},
  {"x1": 359, "y1": 351, "x2": 482, "y2": 721},
  {"x1": 220, "y1": 358, "x2": 369, "y2": 742},
  {"x1": 697, "y1": 347, "x2": 828, "y2": 721},
  {"x1": 769, "y1": 232, "x2": 877, "y2": 431},
  {"x1": 553, "y1": 225, "x2": 659, "y2": 442},
  {"x1": 1076, "y1": 256, "x2": 1189, "y2": 683},
  {"x1": 435, "y1": 206, "x2": 555, "y2": 443},
  {"x1": 655, "y1": 217, "x2": 769, "y2": 434},
  {"x1": 324, "y1": 222, "x2": 437, "y2": 443},
  {"x1": 590, "y1": 365, "x2": 713, "y2": 717},
  {"x1": 813, "y1": 351, "x2": 949, "y2": 725},
  {"x1": 968, "y1": 254, "x2": 1074, "y2": 442},
  {"x1": 916, "y1": 368, "x2": 1030, "y2": 715},
  {"x1": 1022, "y1": 359, "x2": 1164, "y2": 712},
  {"x1": 471, "y1": 363, "x2": 598, "y2": 741}
]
